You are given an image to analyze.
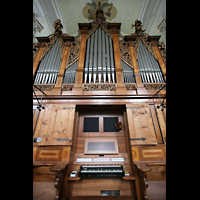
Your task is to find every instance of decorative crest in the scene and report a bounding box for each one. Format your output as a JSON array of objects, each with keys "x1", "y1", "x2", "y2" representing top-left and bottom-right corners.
[
  {"x1": 54, "y1": 19, "x2": 63, "y2": 34},
  {"x1": 131, "y1": 19, "x2": 145, "y2": 36},
  {"x1": 96, "y1": 2, "x2": 106, "y2": 24}
]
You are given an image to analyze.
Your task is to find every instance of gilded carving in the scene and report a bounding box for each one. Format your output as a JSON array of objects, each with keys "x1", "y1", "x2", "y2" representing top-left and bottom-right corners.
[
  {"x1": 62, "y1": 84, "x2": 74, "y2": 91},
  {"x1": 66, "y1": 39, "x2": 80, "y2": 68},
  {"x1": 34, "y1": 84, "x2": 55, "y2": 91},
  {"x1": 125, "y1": 83, "x2": 136, "y2": 90},
  {"x1": 158, "y1": 41, "x2": 166, "y2": 65},
  {"x1": 82, "y1": 83, "x2": 116, "y2": 91},
  {"x1": 33, "y1": 42, "x2": 39, "y2": 62},
  {"x1": 118, "y1": 37, "x2": 133, "y2": 68},
  {"x1": 144, "y1": 83, "x2": 166, "y2": 90}
]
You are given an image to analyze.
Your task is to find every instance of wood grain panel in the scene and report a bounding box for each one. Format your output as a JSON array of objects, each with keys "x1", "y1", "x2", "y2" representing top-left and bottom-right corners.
[
  {"x1": 35, "y1": 146, "x2": 62, "y2": 161},
  {"x1": 72, "y1": 179, "x2": 131, "y2": 196},
  {"x1": 33, "y1": 146, "x2": 37, "y2": 161},
  {"x1": 62, "y1": 147, "x2": 71, "y2": 161},
  {"x1": 131, "y1": 147, "x2": 139, "y2": 161},
  {"x1": 149, "y1": 104, "x2": 163, "y2": 144},
  {"x1": 142, "y1": 149, "x2": 164, "y2": 158},
  {"x1": 126, "y1": 104, "x2": 157, "y2": 145},
  {"x1": 156, "y1": 108, "x2": 166, "y2": 144},
  {"x1": 33, "y1": 104, "x2": 76, "y2": 146},
  {"x1": 39, "y1": 150, "x2": 60, "y2": 159},
  {"x1": 131, "y1": 146, "x2": 166, "y2": 161}
]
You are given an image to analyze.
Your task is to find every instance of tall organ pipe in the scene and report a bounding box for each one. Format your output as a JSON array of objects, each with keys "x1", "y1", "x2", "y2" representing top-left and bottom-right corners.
[
  {"x1": 98, "y1": 27, "x2": 102, "y2": 83},
  {"x1": 83, "y1": 27, "x2": 115, "y2": 84},
  {"x1": 89, "y1": 33, "x2": 94, "y2": 83},
  {"x1": 109, "y1": 37, "x2": 115, "y2": 83},
  {"x1": 105, "y1": 33, "x2": 111, "y2": 83},
  {"x1": 102, "y1": 29, "x2": 106, "y2": 83},
  {"x1": 84, "y1": 37, "x2": 90, "y2": 83},
  {"x1": 48, "y1": 39, "x2": 59, "y2": 83},
  {"x1": 140, "y1": 41, "x2": 153, "y2": 83},
  {"x1": 138, "y1": 41, "x2": 147, "y2": 83},
  {"x1": 93, "y1": 28, "x2": 98, "y2": 83}
]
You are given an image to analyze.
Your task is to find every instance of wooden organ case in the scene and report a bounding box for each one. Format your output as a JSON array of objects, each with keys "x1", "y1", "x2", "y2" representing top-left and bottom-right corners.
[{"x1": 33, "y1": 5, "x2": 166, "y2": 200}]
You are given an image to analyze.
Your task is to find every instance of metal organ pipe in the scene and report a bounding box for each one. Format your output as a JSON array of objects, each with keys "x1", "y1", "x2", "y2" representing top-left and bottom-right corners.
[
  {"x1": 63, "y1": 60, "x2": 78, "y2": 84},
  {"x1": 84, "y1": 37, "x2": 90, "y2": 83},
  {"x1": 102, "y1": 28, "x2": 106, "y2": 83},
  {"x1": 109, "y1": 37, "x2": 115, "y2": 83},
  {"x1": 89, "y1": 33, "x2": 94, "y2": 83},
  {"x1": 34, "y1": 39, "x2": 61, "y2": 84},
  {"x1": 137, "y1": 40, "x2": 164, "y2": 83},
  {"x1": 105, "y1": 33, "x2": 111, "y2": 83},
  {"x1": 83, "y1": 26, "x2": 115, "y2": 84},
  {"x1": 98, "y1": 27, "x2": 102, "y2": 83},
  {"x1": 137, "y1": 42, "x2": 147, "y2": 83},
  {"x1": 93, "y1": 28, "x2": 98, "y2": 83},
  {"x1": 121, "y1": 60, "x2": 135, "y2": 83},
  {"x1": 140, "y1": 41, "x2": 152, "y2": 83}
]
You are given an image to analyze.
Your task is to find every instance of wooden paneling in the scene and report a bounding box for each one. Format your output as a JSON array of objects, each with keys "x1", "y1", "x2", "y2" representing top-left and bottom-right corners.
[
  {"x1": 156, "y1": 108, "x2": 166, "y2": 144},
  {"x1": 34, "y1": 146, "x2": 71, "y2": 162},
  {"x1": 131, "y1": 147, "x2": 139, "y2": 161},
  {"x1": 131, "y1": 146, "x2": 166, "y2": 161},
  {"x1": 149, "y1": 104, "x2": 163, "y2": 144},
  {"x1": 72, "y1": 179, "x2": 132, "y2": 196},
  {"x1": 126, "y1": 103, "x2": 157, "y2": 145},
  {"x1": 33, "y1": 104, "x2": 75, "y2": 145}
]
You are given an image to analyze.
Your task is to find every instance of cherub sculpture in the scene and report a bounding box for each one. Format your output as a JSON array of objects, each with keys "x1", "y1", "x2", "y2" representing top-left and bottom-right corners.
[
  {"x1": 131, "y1": 19, "x2": 145, "y2": 36},
  {"x1": 54, "y1": 19, "x2": 63, "y2": 34}
]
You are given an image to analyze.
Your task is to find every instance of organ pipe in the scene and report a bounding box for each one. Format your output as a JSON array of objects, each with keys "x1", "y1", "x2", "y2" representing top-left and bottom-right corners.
[
  {"x1": 34, "y1": 39, "x2": 61, "y2": 84},
  {"x1": 84, "y1": 26, "x2": 115, "y2": 84},
  {"x1": 84, "y1": 37, "x2": 90, "y2": 83},
  {"x1": 63, "y1": 60, "x2": 78, "y2": 84},
  {"x1": 137, "y1": 40, "x2": 164, "y2": 83},
  {"x1": 98, "y1": 27, "x2": 102, "y2": 83}
]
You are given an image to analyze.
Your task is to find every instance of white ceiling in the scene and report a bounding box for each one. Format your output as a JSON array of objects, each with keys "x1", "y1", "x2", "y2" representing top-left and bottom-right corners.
[{"x1": 33, "y1": 0, "x2": 166, "y2": 46}]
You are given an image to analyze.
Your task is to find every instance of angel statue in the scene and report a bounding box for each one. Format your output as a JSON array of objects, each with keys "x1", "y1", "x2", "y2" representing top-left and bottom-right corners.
[
  {"x1": 131, "y1": 19, "x2": 145, "y2": 36},
  {"x1": 54, "y1": 19, "x2": 63, "y2": 34}
]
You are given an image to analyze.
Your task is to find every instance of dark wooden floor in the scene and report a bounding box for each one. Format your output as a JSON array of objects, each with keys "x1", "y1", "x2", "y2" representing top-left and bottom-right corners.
[
  {"x1": 147, "y1": 181, "x2": 166, "y2": 200},
  {"x1": 33, "y1": 182, "x2": 55, "y2": 200}
]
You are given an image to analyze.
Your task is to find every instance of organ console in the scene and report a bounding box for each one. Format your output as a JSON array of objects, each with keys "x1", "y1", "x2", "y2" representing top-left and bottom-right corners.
[{"x1": 79, "y1": 164, "x2": 125, "y2": 178}]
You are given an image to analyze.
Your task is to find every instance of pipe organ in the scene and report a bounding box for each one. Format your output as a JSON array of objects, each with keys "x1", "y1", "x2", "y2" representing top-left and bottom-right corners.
[
  {"x1": 121, "y1": 60, "x2": 135, "y2": 83},
  {"x1": 33, "y1": 7, "x2": 166, "y2": 200},
  {"x1": 84, "y1": 27, "x2": 115, "y2": 84},
  {"x1": 63, "y1": 60, "x2": 78, "y2": 84},
  {"x1": 34, "y1": 39, "x2": 61, "y2": 84},
  {"x1": 137, "y1": 40, "x2": 164, "y2": 83}
]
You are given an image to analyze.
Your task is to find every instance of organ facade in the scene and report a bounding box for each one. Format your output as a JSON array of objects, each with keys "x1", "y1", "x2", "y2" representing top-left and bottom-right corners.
[{"x1": 33, "y1": 5, "x2": 166, "y2": 199}]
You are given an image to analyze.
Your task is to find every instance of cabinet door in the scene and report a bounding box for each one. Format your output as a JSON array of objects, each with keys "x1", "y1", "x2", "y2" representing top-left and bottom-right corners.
[
  {"x1": 126, "y1": 104, "x2": 157, "y2": 145},
  {"x1": 33, "y1": 104, "x2": 76, "y2": 145}
]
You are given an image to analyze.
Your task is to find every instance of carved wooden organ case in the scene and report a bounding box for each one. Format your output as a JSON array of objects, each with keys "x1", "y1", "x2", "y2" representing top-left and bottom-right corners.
[
  {"x1": 33, "y1": 15, "x2": 166, "y2": 200},
  {"x1": 33, "y1": 18, "x2": 166, "y2": 94}
]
